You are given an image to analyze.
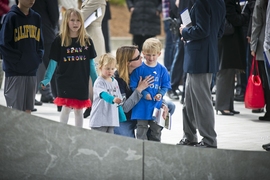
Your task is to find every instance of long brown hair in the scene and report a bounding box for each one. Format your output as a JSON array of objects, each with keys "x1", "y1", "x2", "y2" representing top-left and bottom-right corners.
[
  {"x1": 59, "y1": 8, "x2": 90, "y2": 47},
  {"x1": 116, "y1": 45, "x2": 138, "y2": 85}
]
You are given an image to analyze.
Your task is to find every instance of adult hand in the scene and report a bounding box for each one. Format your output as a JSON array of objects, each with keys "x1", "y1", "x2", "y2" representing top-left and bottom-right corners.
[
  {"x1": 246, "y1": 36, "x2": 251, "y2": 43},
  {"x1": 136, "y1": 76, "x2": 154, "y2": 93},
  {"x1": 179, "y1": 24, "x2": 186, "y2": 35},
  {"x1": 251, "y1": 51, "x2": 255, "y2": 57},
  {"x1": 175, "y1": 0, "x2": 179, "y2": 7}
]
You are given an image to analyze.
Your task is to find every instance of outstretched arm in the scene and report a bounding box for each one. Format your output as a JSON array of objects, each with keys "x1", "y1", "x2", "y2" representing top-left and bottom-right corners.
[{"x1": 40, "y1": 59, "x2": 57, "y2": 89}]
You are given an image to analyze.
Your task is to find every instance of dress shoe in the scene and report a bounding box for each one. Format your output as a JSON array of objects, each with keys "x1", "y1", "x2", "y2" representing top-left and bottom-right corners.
[
  {"x1": 83, "y1": 107, "x2": 91, "y2": 118},
  {"x1": 180, "y1": 97, "x2": 184, "y2": 104},
  {"x1": 234, "y1": 94, "x2": 244, "y2": 102},
  {"x1": 212, "y1": 99, "x2": 215, "y2": 106},
  {"x1": 31, "y1": 108, "x2": 37, "y2": 112},
  {"x1": 259, "y1": 115, "x2": 270, "y2": 121},
  {"x1": 177, "y1": 139, "x2": 197, "y2": 146},
  {"x1": 194, "y1": 141, "x2": 217, "y2": 148},
  {"x1": 40, "y1": 96, "x2": 54, "y2": 103},
  {"x1": 34, "y1": 99, "x2": 43, "y2": 106},
  {"x1": 231, "y1": 110, "x2": 240, "y2": 114},
  {"x1": 167, "y1": 90, "x2": 179, "y2": 100},
  {"x1": 216, "y1": 110, "x2": 234, "y2": 116},
  {"x1": 262, "y1": 143, "x2": 270, "y2": 151},
  {"x1": 252, "y1": 109, "x2": 264, "y2": 113}
]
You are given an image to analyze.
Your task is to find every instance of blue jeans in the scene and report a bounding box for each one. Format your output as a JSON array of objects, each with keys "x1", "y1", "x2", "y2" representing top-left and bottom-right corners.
[
  {"x1": 114, "y1": 120, "x2": 137, "y2": 138},
  {"x1": 165, "y1": 100, "x2": 176, "y2": 115},
  {"x1": 163, "y1": 19, "x2": 177, "y2": 71}
]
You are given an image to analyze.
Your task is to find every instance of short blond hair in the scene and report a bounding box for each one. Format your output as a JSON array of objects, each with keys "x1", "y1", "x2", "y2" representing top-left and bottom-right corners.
[
  {"x1": 98, "y1": 53, "x2": 117, "y2": 69},
  {"x1": 142, "y1": 38, "x2": 162, "y2": 54}
]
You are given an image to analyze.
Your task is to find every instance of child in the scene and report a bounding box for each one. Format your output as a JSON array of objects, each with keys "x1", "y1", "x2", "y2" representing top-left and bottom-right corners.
[
  {"x1": 129, "y1": 38, "x2": 171, "y2": 141},
  {"x1": 0, "y1": 0, "x2": 43, "y2": 113},
  {"x1": 89, "y1": 53, "x2": 126, "y2": 133},
  {"x1": 40, "y1": 8, "x2": 97, "y2": 127}
]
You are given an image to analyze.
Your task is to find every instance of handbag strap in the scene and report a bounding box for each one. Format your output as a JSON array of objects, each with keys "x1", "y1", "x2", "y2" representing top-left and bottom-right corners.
[{"x1": 250, "y1": 56, "x2": 259, "y2": 76}]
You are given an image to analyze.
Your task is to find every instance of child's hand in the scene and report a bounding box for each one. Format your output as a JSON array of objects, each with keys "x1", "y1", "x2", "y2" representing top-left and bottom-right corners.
[
  {"x1": 113, "y1": 97, "x2": 122, "y2": 104},
  {"x1": 40, "y1": 79, "x2": 50, "y2": 90},
  {"x1": 154, "y1": 94, "x2": 162, "y2": 101},
  {"x1": 145, "y1": 94, "x2": 152, "y2": 100},
  {"x1": 40, "y1": 83, "x2": 46, "y2": 90}
]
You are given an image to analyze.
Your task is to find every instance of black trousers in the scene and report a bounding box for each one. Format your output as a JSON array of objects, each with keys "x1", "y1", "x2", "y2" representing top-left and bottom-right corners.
[
  {"x1": 132, "y1": 35, "x2": 154, "y2": 52},
  {"x1": 36, "y1": 42, "x2": 57, "y2": 98},
  {"x1": 170, "y1": 38, "x2": 185, "y2": 90},
  {"x1": 258, "y1": 61, "x2": 270, "y2": 116}
]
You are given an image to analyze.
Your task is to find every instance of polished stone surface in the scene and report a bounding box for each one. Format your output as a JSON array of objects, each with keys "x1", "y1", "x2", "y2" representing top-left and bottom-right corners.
[
  {"x1": 144, "y1": 141, "x2": 270, "y2": 180},
  {"x1": 1, "y1": 105, "x2": 270, "y2": 179},
  {"x1": 0, "y1": 106, "x2": 143, "y2": 179}
]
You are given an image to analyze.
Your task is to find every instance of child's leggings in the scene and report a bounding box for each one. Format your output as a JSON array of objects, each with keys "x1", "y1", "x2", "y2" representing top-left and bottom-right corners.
[{"x1": 60, "y1": 106, "x2": 83, "y2": 127}]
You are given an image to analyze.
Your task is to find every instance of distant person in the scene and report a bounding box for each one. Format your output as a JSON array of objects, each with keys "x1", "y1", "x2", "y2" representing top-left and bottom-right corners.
[
  {"x1": 32, "y1": 0, "x2": 59, "y2": 107},
  {"x1": 167, "y1": 0, "x2": 195, "y2": 101},
  {"x1": 262, "y1": 0, "x2": 270, "y2": 151},
  {"x1": 80, "y1": 0, "x2": 106, "y2": 62},
  {"x1": 89, "y1": 53, "x2": 125, "y2": 133},
  {"x1": 126, "y1": 0, "x2": 162, "y2": 52},
  {"x1": 215, "y1": 0, "x2": 249, "y2": 116},
  {"x1": 129, "y1": 38, "x2": 171, "y2": 141},
  {"x1": 0, "y1": 0, "x2": 10, "y2": 30},
  {"x1": 0, "y1": 0, "x2": 43, "y2": 113},
  {"x1": 177, "y1": 0, "x2": 225, "y2": 148},
  {"x1": 250, "y1": 0, "x2": 269, "y2": 121},
  {"x1": 162, "y1": 0, "x2": 175, "y2": 72},
  {"x1": 40, "y1": 8, "x2": 97, "y2": 127},
  {"x1": 102, "y1": 1, "x2": 111, "y2": 53},
  {"x1": 80, "y1": 0, "x2": 107, "y2": 118}
]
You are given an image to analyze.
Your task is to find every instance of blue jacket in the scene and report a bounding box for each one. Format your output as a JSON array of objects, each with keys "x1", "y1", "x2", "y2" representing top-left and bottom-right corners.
[
  {"x1": 182, "y1": 0, "x2": 225, "y2": 74},
  {"x1": 0, "y1": 5, "x2": 44, "y2": 77}
]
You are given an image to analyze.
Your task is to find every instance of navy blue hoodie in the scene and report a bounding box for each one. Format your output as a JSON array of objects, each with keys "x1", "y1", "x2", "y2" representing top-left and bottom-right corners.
[{"x1": 0, "y1": 5, "x2": 44, "y2": 77}]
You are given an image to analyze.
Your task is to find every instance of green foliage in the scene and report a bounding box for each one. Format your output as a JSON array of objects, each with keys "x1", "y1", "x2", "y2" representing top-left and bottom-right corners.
[{"x1": 109, "y1": 0, "x2": 126, "y2": 6}]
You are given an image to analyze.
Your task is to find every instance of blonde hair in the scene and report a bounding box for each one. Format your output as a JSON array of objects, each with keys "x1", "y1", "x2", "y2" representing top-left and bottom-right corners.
[
  {"x1": 59, "y1": 8, "x2": 90, "y2": 47},
  {"x1": 142, "y1": 38, "x2": 162, "y2": 54},
  {"x1": 116, "y1": 45, "x2": 138, "y2": 85},
  {"x1": 98, "y1": 53, "x2": 117, "y2": 74}
]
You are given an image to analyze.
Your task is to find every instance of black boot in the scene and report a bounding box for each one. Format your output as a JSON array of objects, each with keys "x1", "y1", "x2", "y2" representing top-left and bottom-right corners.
[{"x1": 83, "y1": 107, "x2": 92, "y2": 118}]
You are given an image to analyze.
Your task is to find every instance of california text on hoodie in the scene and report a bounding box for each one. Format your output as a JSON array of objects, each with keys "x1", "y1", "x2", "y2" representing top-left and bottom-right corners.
[{"x1": 0, "y1": 5, "x2": 44, "y2": 77}]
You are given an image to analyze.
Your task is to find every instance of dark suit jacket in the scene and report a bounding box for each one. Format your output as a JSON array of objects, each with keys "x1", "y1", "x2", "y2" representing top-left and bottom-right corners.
[{"x1": 181, "y1": 0, "x2": 225, "y2": 74}]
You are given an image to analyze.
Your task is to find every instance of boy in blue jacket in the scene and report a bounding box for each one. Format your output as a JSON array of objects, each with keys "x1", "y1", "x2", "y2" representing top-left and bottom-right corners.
[{"x1": 0, "y1": 0, "x2": 43, "y2": 113}]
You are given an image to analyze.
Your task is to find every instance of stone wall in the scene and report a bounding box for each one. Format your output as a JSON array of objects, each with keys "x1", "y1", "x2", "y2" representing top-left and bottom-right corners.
[{"x1": 0, "y1": 105, "x2": 269, "y2": 180}]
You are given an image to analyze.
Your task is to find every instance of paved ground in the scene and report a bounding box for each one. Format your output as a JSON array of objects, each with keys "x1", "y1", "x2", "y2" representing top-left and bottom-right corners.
[{"x1": 1, "y1": 49, "x2": 270, "y2": 152}]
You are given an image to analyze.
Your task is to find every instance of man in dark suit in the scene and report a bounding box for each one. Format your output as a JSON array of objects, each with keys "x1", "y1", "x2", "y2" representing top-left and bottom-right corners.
[
  {"x1": 32, "y1": 0, "x2": 59, "y2": 105},
  {"x1": 177, "y1": 0, "x2": 225, "y2": 148}
]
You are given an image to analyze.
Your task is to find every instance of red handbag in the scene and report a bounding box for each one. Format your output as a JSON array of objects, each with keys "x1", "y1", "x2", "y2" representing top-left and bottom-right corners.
[{"x1": 244, "y1": 57, "x2": 265, "y2": 109}]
